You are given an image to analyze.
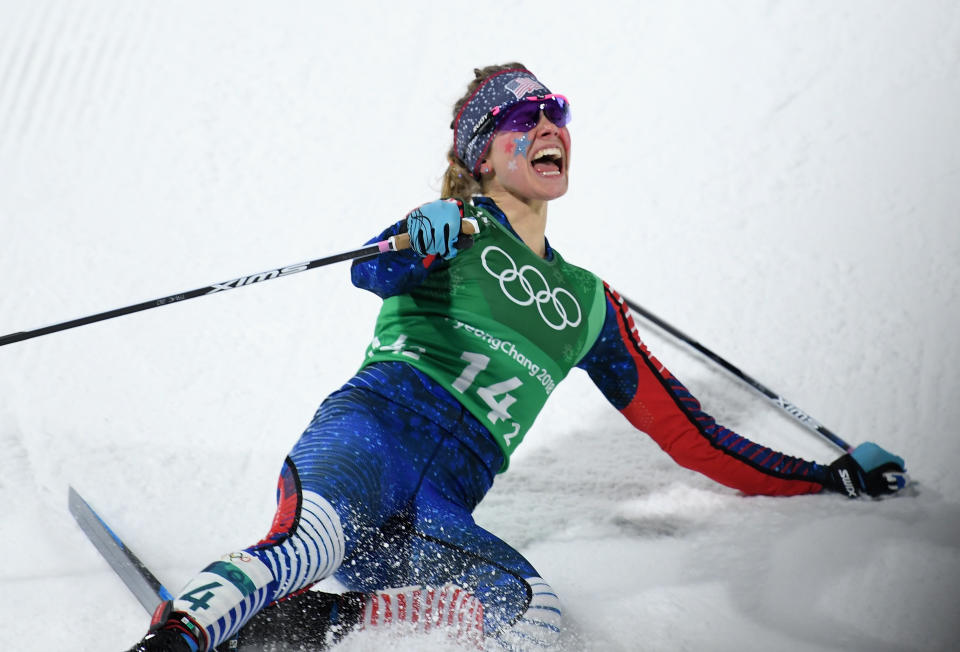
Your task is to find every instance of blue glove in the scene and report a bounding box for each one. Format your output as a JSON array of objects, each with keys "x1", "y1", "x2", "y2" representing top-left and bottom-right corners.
[
  {"x1": 405, "y1": 199, "x2": 469, "y2": 260},
  {"x1": 828, "y1": 442, "x2": 909, "y2": 498}
]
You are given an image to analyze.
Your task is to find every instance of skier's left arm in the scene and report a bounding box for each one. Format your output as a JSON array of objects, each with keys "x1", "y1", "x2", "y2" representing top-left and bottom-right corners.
[{"x1": 576, "y1": 283, "x2": 908, "y2": 498}]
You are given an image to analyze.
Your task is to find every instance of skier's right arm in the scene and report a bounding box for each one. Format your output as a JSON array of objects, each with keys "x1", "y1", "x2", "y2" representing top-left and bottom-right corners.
[
  {"x1": 351, "y1": 218, "x2": 432, "y2": 298},
  {"x1": 351, "y1": 199, "x2": 466, "y2": 298}
]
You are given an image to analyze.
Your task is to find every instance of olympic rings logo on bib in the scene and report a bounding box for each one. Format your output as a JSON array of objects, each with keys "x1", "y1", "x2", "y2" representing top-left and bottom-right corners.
[{"x1": 481, "y1": 246, "x2": 582, "y2": 331}]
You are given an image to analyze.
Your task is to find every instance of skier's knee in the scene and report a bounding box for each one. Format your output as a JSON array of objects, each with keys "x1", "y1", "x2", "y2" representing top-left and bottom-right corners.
[
  {"x1": 256, "y1": 489, "x2": 346, "y2": 589},
  {"x1": 253, "y1": 457, "x2": 346, "y2": 591},
  {"x1": 493, "y1": 576, "x2": 563, "y2": 649},
  {"x1": 256, "y1": 457, "x2": 345, "y2": 572}
]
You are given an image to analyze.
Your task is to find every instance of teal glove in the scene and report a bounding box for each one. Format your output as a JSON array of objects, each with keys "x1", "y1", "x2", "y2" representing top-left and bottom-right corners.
[
  {"x1": 828, "y1": 442, "x2": 909, "y2": 498},
  {"x1": 405, "y1": 199, "x2": 469, "y2": 260}
]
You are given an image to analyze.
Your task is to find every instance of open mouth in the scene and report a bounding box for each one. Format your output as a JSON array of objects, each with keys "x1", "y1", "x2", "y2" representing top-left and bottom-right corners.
[{"x1": 531, "y1": 147, "x2": 564, "y2": 177}]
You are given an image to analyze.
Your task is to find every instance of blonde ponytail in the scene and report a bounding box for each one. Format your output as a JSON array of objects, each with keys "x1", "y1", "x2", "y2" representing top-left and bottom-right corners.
[{"x1": 441, "y1": 146, "x2": 482, "y2": 201}]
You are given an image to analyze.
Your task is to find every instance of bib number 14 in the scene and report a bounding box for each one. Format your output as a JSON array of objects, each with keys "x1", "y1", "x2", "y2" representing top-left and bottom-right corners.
[{"x1": 453, "y1": 351, "x2": 522, "y2": 444}]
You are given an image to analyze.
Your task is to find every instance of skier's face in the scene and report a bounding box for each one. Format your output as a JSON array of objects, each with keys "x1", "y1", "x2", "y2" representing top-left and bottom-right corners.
[{"x1": 482, "y1": 112, "x2": 570, "y2": 203}]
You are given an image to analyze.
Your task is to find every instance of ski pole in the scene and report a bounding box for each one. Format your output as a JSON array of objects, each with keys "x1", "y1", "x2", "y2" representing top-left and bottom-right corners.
[
  {"x1": 622, "y1": 296, "x2": 853, "y2": 453},
  {"x1": 0, "y1": 219, "x2": 477, "y2": 347}
]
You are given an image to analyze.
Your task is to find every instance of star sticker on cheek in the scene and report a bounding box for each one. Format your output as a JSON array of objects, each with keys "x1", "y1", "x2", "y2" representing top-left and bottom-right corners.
[
  {"x1": 507, "y1": 159, "x2": 518, "y2": 171},
  {"x1": 513, "y1": 134, "x2": 531, "y2": 157}
]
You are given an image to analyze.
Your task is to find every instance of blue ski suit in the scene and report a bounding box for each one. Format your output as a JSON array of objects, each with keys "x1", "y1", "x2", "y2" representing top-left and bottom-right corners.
[{"x1": 169, "y1": 197, "x2": 834, "y2": 651}]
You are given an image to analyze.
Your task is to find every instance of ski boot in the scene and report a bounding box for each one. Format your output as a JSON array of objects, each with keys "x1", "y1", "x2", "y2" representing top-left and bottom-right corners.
[
  {"x1": 126, "y1": 600, "x2": 206, "y2": 652},
  {"x1": 233, "y1": 588, "x2": 367, "y2": 651}
]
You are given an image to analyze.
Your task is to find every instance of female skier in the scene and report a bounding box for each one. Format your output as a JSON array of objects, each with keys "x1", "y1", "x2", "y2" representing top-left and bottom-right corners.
[{"x1": 129, "y1": 64, "x2": 908, "y2": 652}]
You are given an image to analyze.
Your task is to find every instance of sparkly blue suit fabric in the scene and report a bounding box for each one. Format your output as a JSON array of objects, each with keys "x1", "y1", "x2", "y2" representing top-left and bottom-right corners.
[{"x1": 288, "y1": 360, "x2": 538, "y2": 630}]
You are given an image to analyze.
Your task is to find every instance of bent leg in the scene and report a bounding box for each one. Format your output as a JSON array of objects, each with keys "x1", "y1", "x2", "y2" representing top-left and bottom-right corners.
[
  {"x1": 408, "y1": 487, "x2": 564, "y2": 650},
  {"x1": 168, "y1": 388, "x2": 416, "y2": 650},
  {"x1": 358, "y1": 538, "x2": 563, "y2": 650},
  {"x1": 233, "y1": 398, "x2": 564, "y2": 650},
  {"x1": 337, "y1": 480, "x2": 564, "y2": 649},
  {"x1": 170, "y1": 458, "x2": 349, "y2": 649}
]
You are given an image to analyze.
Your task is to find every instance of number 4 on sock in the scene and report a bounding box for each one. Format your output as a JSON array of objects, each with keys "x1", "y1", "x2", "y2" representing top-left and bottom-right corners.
[{"x1": 180, "y1": 582, "x2": 223, "y2": 611}]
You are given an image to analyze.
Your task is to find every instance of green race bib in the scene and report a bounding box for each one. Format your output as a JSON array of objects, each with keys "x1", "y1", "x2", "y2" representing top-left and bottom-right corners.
[{"x1": 362, "y1": 205, "x2": 606, "y2": 469}]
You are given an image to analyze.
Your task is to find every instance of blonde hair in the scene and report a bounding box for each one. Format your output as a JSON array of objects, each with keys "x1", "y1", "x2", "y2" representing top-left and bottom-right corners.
[{"x1": 440, "y1": 62, "x2": 528, "y2": 202}]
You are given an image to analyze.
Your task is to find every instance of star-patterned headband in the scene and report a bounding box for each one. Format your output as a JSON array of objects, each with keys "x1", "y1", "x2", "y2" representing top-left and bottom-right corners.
[{"x1": 451, "y1": 68, "x2": 553, "y2": 178}]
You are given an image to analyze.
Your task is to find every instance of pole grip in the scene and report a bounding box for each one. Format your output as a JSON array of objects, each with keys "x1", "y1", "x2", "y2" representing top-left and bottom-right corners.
[{"x1": 390, "y1": 218, "x2": 478, "y2": 252}]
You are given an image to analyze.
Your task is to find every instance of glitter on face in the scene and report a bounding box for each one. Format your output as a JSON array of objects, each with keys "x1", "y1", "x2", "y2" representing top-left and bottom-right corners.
[{"x1": 513, "y1": 135, "x2": 531, "y2": 157}]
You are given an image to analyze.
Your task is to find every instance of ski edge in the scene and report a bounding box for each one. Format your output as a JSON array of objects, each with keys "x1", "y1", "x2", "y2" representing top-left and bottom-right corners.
[{"x1": 67, "y1": 485, "x2": 172, "y2": 614}]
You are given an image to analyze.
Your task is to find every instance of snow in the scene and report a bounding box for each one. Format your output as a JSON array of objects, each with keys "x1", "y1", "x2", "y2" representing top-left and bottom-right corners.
[{"x1": 1, "y1": 1, "x2": 959, "y2": 650}]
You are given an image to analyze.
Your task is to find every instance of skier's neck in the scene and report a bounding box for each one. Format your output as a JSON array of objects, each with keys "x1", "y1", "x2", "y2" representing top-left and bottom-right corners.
[{"x1": 486, "y1": 191, "x2": 548, "y2": 257}]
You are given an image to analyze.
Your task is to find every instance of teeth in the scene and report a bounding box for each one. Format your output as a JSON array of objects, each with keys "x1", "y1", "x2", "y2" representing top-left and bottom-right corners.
[{"x1": 532, "y1": 147, "x2": 562, "y2": 162}]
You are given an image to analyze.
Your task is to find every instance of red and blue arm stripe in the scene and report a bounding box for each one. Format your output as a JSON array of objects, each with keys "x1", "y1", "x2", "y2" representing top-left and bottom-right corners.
[{"x1": 577, "y1": 284, "x2": 830, "y2": 496}]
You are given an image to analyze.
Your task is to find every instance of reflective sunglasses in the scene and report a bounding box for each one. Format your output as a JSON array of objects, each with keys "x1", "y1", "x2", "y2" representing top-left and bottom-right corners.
[{"x1": 491, "y1": 94, "x2": 571, "y2": 133}]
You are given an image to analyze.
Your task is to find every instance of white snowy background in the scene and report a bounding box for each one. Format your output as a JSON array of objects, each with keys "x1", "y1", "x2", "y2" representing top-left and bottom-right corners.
[{"x1": 1, "y1": 1, "x2": 958, "y2": 650}]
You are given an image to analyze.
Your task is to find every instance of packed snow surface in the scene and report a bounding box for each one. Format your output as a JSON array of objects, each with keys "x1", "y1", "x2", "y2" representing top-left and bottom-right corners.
[{"x1": 1, "y1": 2, "x2": 958, "y2": 650}]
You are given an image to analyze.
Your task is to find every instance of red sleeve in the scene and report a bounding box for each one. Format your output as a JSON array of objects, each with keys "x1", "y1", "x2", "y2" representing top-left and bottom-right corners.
[{"x1": 579, "y1": 284, "x2": 829, "y2": 496}]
